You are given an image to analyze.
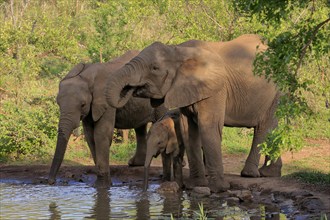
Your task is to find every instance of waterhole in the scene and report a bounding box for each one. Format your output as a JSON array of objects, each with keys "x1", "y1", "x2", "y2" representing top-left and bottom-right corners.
[
  {"x1": 0, "y1": 181, "x2": 298, "y2": 220},
  {"x1": 1, "y1": 165, "x2": 327, "y2": 219}
]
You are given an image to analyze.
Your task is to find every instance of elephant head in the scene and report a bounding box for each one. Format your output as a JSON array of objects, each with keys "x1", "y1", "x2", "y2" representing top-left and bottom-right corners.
[
  {"x1": 105, "y1": 41, "x2": 226, "y2": 109},
  {"x1": 143, "y1": 117, "x2": 178, "y2": 191}
]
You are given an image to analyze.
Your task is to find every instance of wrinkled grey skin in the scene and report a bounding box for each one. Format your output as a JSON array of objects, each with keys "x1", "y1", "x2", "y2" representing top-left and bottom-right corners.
[
  {"x1": 105, "y1": 35, "x2": 282, "y2": 192},
  {"x1": 143, "y1": 109, "x2": 187, "y2": 191},
  {"x1": 48, "y1": 50, "x2": 167, "y2": 187}
]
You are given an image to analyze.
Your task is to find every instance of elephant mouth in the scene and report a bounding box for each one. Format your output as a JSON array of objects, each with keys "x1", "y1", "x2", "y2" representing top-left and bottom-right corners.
[
  {"x1": 132, "y1": 85, "x2": 165, "y2": 107},
  {"x1": 121, "y1": 84, "x2": 154, "y2": 99},
  {"x1": 133, "y1": 84, "x2": 164, "y2": 99},
  {"x1": 133, "y1": 85, "x2": 150, "y2": 98},
  {"x1": 150, "y1": 98, "x2": 164, "y2": 107},
  {"x1": 121, "y1": 85, "x2": 136, "y2": 98}
]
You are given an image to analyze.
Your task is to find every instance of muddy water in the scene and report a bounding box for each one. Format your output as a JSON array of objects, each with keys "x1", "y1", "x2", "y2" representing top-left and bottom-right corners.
[{"x1": 0, "y1": 181, "x2": 291, "y2": 220}]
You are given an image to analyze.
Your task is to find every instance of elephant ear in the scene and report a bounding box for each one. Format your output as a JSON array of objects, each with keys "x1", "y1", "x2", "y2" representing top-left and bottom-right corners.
[
  {"x1": 91, "y1": 70, "x2": 109, "y2": 122},
  {"x1": 165, "y1": 118, "x2": 179, "y2": 156},
  {"x1": 62, "y1": 63, "x2": 85, "y2": 81},
  {"x1": 164, "y1": 47, "x2": 226, "y2": 108}
]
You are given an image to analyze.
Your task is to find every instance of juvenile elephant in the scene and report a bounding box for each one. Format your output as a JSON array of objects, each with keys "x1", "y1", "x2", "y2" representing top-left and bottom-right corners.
[
  {"x1": 143, "y1": 109, "x2": 187, "y2": 191},
  {"x1": 48, "y1": 50, "x2": 168, "y2": 186},
  {"x1": 105, "y1": 34, "x2": 282, "y2": 192}
]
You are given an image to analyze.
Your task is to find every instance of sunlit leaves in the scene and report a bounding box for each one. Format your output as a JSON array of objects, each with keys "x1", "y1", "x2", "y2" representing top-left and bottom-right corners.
[
  {"x1": 0, "y1": 94, "x2": 58, "y2": 161},
  {"x1": 0, "y1": 0, "x2": 329, "y2": 162},
  {"x1": 238, "y1": 0, "x2": 330, "y2": 159}
]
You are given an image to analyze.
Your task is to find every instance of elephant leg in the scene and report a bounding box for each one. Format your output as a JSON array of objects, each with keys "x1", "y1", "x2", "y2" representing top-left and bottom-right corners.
[
  {"x1": 197, "y1": 97, "x2": 229, "y2": 193},
  {"x1": 199, "y1": 124, "x2": 229, "y2": 192},
  {"x1": 82, "y1": 115, "x2": 96, "y2": 165},
  {"x1": 240, "y1": 125, "x2": 264, "y2": 177},
  {"x1": 128, "y1": 124, "x2": 147, "y2": 166},
  {"x1": 94, "y1": 110, "x2": 116, "y2": 187},
  {"x1": 241, "y1": 97, "x2": 279, "y2": 178},
  {"x1": 259, "y1": 155, "x2": 282, "y2": 177},
  {"x1": 184, "y1": 116, "x2": 208, "y2": 188},
  {"x1": 259, "y1": 101, "x2": 281, "y2": 177},
  {"x1": 173, "y1": 145, "x2": 185, "y2": 188},
  {"x1": 161, "y1": 153, "x2": 172, "y2": 181}
]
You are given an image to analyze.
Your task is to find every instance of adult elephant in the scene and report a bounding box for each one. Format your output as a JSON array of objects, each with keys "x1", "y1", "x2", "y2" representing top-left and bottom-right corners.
[
  {"x1": 104, "y1": 35, "x2": 282, "y2": 193},
  {"x1": 48, "y1": 50, "x2": 168, "y2": 186}
]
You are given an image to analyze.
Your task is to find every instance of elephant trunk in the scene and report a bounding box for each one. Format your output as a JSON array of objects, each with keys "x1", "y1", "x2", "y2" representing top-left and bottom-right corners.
[
  {"x1": 143, "y1": 152, "x2": 154, "y2": 191},
  {"x1": 105, "y1": 57, "x2": 144, "y2": 108},
  {"x1": 48, "y1": 115, "x2": 79, "y2": 184},
  {"x1": 143, "y1": 167, "x2": 150, "y2": 191}
]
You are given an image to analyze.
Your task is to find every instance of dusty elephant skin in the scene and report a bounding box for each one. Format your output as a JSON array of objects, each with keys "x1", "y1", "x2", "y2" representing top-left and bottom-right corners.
[
  {"x1": 143, "y1": 109, "x2": 187, "y2": 191},
  {"x1": 48, "y1": 50, "x2": 168, "y2": 187},
  {"x1": 105, "y1": 34, "x2": 282, "y2": 192}
]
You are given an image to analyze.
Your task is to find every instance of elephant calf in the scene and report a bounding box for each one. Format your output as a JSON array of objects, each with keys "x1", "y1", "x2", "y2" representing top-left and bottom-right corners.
[
  {"x1": 48, "y1": 50, "x2": 168, "y2": 187},
  {"x1": 144, "y1": 109, "x2": 187, "y2": 191}
]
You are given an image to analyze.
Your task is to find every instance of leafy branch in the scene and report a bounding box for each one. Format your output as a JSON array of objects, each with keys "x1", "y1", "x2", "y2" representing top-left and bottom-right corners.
[{"x1": 296, "y1": 17, "x2": 330, "y2": 74}]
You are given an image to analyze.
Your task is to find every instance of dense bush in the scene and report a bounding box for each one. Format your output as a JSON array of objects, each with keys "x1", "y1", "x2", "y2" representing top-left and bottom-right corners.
[
  {"x1": 0, "y1": 0, "x2": 328, "y2": 162},
  {"x1": 0, "y1": 95, "x2": 58, "y2": 161}
]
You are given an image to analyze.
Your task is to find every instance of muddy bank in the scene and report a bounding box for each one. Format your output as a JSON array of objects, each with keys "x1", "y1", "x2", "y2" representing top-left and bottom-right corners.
[{"x1": 1, "y1": 164, "x2": 329, "y2": 218}]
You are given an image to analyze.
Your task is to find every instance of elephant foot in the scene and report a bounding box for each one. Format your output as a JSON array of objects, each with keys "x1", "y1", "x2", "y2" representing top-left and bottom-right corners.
[
  {"x1": 128, "y1": 155, "x2": 145, "y2": 166},
  {"x1": 176, "y1": 179, "x2": 184, "y2": 189},
  {"x1": 94, "y1": 174, "x2": 112, "y2": 188},
  {"x1": 185, "y1": 177, "x2": 208, "y2": 190},
  {"x1": 48, "y1": 177, "x2": 56, "y2": 185},
  {"x1": 241, "y1": 163, "x2": 260, "y2": 178},
  {"x1": 209, "y1": 177, "x2": 230, "y2": 193},
  {"x1": 259, "y1": 158, "x2": 282, "y2": 177},
  {"x1": 162, "y1": 173, "x2": 171, "y2": 181}
]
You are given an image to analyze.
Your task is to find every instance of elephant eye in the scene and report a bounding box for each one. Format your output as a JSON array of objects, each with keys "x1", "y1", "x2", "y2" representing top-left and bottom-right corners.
[{"x1": 152, "y1": 65, "x2": 159, "y2": 71}]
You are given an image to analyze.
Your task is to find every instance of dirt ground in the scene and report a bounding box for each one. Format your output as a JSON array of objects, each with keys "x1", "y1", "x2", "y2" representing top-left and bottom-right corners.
[{"x1": 0, "y1": 139, "x2": 329, "y2": 217}]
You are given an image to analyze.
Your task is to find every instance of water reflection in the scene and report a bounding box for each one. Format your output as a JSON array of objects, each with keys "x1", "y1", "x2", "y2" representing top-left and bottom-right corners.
[
  {"x1": 161, "y1": 192, "x2": 184, "y2": 218},
  {"x1": 263, "y1": 204, "x2": 286, "y2": 220},
  {"x1": 135, "y1": 196, "x2": 150, "y2": 220},
  {"x1": 89, "y1": 188, "x2": 111, "y2": 219},
  {"x1": 0, "y1": 183, "x2": 295, "y2": 219},
  {"x1": 49, "y1": 202, "x2": 61, "y2": 220}
]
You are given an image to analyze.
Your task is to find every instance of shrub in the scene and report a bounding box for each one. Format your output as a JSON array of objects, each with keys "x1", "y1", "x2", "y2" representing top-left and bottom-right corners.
[{"x1": 0, "y1": 94, "x2": 58, "y2": 162}]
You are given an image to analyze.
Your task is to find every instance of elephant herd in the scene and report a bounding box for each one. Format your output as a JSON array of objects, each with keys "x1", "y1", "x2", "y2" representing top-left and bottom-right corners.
[{"x1": 48, "y1": 34, "x2": 282, "y2": 193}]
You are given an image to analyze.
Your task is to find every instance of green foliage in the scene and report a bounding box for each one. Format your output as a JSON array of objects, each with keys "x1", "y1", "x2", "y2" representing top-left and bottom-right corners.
[
  {"x1": 300, "y1": 112, "x2": 330, "y2": 139},
  {"x1": 234, "y1": 0, "x2": 311, "y2": 24},
  {"x1": 172, "y1": 203, "x2": 209, "y2": 220},
  {"x1": 222, "y1": 128, "x2": 252, "y2": 154},
  {"x1": 0, "y1": 93, "x2": 58, "y2": 162},
  {"x1": 86, "y1": 1, "x2": 133, "y2": 62},
  {"x1": 110, "y1": 142, "x2": 136, "y2": 164},
  {"x1": 286, "y1": 171, "x2": 330, "y2": 185},
  {"x1": 321, "y1": 213, "x2": 328, "y2": 220},
  {"x1": 194, "y1": 203, "x2": 208, "y2": 220},
  {"x1": 0, "y1": 1, "x2": 87, "y2": 162},
  {"x1": 259, "y1": 123, "x2": 304, "y2": 161},
  {"x1": 0, "y1": 0, "x2": 329, "y2": 162},
  {"x1": 235, "y1": 0, "x2": 330, "y2": 160}
]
